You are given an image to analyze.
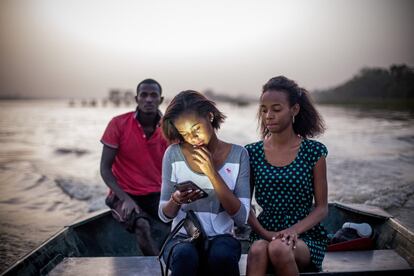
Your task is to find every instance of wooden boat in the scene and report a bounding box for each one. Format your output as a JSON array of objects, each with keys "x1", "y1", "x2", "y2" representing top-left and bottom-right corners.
[{"x1": 2, "y1": 202, "x2": 413, "y2": 275}]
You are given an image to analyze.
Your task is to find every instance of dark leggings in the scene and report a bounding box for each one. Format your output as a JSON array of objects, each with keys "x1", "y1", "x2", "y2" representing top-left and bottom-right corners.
[{"x1": 163, "y1": 234, "x2": 241, "y2": 276}]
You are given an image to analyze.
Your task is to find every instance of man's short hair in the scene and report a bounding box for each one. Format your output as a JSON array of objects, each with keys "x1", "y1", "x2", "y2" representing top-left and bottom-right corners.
[{"x1": 136, "y1": 79, "x2": 162, "y2": 95}]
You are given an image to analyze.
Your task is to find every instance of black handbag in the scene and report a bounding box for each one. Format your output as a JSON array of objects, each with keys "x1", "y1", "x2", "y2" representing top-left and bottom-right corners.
[{"x1": 158, "y1": 210, "x2": 209, "y2": 276}]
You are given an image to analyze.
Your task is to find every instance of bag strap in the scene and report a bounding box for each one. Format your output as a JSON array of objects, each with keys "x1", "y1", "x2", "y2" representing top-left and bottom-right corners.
[
  {"x1": 186, "y1": 210, "x2": 209, "y2": 251},
  {"x1": 163, "y1": 237, "x2": 193, "y2": 276},
  {"x1": 158, "y1": 217, "x2": 187, "y2": 276},
  {"x1": 158, "y1": 211, "x2": 208, "y2": 276}
]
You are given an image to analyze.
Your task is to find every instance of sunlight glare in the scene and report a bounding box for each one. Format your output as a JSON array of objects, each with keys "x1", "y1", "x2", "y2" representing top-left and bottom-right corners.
[{"x1": 37, "y1": 0, "x2": 285, "y2": 57}]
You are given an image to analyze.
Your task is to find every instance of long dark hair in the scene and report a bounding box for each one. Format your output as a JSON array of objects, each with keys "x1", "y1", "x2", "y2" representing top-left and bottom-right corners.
[
  {"x1": 259, "y1": 76, "x2": 325, "y2": 138},
  {"x1": 162, "y1": 90, "x2": 226, "y2": 143}
]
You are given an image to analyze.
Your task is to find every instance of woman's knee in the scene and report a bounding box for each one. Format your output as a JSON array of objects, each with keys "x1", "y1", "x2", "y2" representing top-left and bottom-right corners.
[
  {"x1": 209, "y1": 250, "x2": 238, "y2": 266},
  {"x1": 172, "y1": 243, "x2": 199, "y2": 261},
  {"x1": 248, "y1": 239, "x2": 269, "y2": 259},
  {"x1": 268, "y1": 239, "x2": 294, "y2": 264},
  {"x1": 169, "y1": 243, "x2": 199, "y2": 275}
]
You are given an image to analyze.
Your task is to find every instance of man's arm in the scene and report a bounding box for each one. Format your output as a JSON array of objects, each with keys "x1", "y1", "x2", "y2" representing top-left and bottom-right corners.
[{"x1": 100, "y1": 145, "x2": 140, "y2": 219}]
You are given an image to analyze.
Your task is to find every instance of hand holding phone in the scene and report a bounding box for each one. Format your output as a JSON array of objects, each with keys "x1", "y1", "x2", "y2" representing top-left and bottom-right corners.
[{"x1": 174, "y1": 181, "x2": 208, "y2": 202}]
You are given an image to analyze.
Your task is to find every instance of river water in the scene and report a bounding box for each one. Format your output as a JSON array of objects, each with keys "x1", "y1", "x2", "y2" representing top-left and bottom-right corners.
[{"x1": 0, "y1": 100, "x2": 413, "y2": 272}]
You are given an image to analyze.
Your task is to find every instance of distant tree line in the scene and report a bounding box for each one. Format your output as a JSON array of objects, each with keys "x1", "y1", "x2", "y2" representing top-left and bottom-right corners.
[
  {"x1": 203, "y1": 89, "x2": 251, "y2": 106},
  {"x1": 68, "y1": 89, "x2": 135, "y2": 107},
  {"x1": 313, "y1": 64, "x2": 414, "y2": 108},
  {"x1": 107, "y1": 89, "x2": 135, "y2": 106}
]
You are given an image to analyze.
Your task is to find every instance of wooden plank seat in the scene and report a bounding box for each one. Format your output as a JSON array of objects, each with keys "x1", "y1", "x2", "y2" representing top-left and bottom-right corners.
[{"x1": 49, "y1": 250, "x2": 413, "y2": 276}]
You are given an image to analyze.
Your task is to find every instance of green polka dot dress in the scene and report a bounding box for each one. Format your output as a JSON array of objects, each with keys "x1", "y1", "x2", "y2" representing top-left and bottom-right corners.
[{"x1": 245, "y1": 139, "x2": 329, "y2": 271}]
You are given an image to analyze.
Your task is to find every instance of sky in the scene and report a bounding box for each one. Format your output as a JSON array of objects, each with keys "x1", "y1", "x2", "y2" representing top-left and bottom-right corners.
[{"x1": 0, "y1": 0, "x2": 413, "y2": 99}]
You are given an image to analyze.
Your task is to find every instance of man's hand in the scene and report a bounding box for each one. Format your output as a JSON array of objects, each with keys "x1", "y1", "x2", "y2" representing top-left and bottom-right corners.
[{"x1": 121, "y1": 196, "x2": 140, "y2": 220}]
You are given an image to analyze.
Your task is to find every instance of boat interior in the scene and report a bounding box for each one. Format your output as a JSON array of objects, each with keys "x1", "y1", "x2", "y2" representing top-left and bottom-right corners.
[{"x1": 3, "y1": 203, "x2": 414, "y2": 275}]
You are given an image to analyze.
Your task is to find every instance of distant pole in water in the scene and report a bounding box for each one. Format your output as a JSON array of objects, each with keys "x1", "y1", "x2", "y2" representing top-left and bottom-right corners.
[
  {"x1": 109, "y1": 90, "x2": 121, "y2": 106},
  {"x1": 89, "y1": 99, "x2": 97, "y2": 107},
  {"x1": 124, "y1": 90, "x2": 134, "y2": 106}
]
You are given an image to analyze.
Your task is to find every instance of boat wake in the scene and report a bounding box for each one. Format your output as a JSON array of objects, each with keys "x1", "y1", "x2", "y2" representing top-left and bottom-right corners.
[
  {"x1": 328, "y1": 157, "x2": 414, "y2": 210},
  {"x1": 54, "y1": 177, "x2": 107, "y2": 211}
]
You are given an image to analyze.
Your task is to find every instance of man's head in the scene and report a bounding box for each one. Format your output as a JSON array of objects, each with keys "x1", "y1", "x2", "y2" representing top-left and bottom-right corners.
[{"x1": 135, "y1": 79, "x2": 163, "y2": 114}]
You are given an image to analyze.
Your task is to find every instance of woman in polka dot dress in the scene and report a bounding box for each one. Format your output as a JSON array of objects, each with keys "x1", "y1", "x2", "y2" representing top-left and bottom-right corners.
[{"x1": 246, "y1": 76, "x2": 329, "y2": 276}]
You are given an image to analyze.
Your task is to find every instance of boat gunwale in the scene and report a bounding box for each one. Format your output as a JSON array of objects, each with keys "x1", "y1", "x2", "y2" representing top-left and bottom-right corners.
[
  {"x1": 1, "y1": 228, "x2": 72, "y2": 276},
  {"x1": 387, "y1": 217, "x2": 414, "y2": 242},
  {"x1": 0, "y1": 210, "x2": 113, "y2": 275},
  {"x1": 332, "y1": 202, "x2": 393, "y2": 219},
  {"x1": 65, "y1": 209, "x2": 111, "y2": 228}
]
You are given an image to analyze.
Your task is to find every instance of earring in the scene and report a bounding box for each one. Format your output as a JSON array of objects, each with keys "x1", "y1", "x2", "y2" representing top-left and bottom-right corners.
[
  {"x1": 210, "y1": 117, "x2": 214, "y2": 122},
  {"x1": 292, "y1": 115, "x2": 295, "y2": 124}
]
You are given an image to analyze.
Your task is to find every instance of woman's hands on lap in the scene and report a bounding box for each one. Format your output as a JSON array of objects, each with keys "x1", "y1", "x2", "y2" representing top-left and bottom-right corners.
[{"x1": 264, "y1": 227, "x2": 298, "y2": 249}]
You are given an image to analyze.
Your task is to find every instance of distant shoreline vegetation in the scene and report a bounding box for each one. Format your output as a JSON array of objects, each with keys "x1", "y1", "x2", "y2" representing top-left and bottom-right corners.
[
  {"x1": 202, "y1": 89, "x2": 256, "y2": 107},
  {"x1": 0, "y1": 95, "x2": 40, "y2": 100},
  {"x1": 65, "y1": 89, "x2": 258, "y2": 108},
  {"x1": 313, "y1": 64, "x2": 414, "y2": 110}
]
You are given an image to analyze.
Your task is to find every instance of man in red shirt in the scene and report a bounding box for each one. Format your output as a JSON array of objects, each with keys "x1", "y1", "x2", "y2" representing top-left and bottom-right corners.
[{"x1": 100, "y1": 78, "x2": 168, "y2": 255}]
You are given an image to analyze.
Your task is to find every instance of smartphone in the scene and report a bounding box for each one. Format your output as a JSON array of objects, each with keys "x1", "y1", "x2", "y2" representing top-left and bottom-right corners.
[{"x1": 174, "y1": 181, "x2": 208, "y2": 199}]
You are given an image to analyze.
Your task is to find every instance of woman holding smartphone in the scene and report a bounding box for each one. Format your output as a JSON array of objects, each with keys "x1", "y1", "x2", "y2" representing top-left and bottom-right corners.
[{"x1": 158, "y1": 90, "x2": 250, "y2": 276}]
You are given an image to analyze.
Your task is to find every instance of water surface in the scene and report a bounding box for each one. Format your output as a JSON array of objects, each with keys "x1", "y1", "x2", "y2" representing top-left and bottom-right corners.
[{"x1": 0, "y1": 100, "x2": 413, "y2": 272}]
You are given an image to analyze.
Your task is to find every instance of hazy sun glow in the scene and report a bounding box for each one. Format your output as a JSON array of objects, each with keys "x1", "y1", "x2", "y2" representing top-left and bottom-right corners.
[
  {"x1": 1, "y1": 0, "x2": 413, "y2": 98},
  {"x1": 38, "y1": 0, "x2": 284, "y2": 57}
]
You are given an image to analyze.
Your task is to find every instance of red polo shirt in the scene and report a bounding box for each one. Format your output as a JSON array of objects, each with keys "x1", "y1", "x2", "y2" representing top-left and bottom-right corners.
[{"x1": 101, "y1": 111, "x2": 168, "y2": 196}]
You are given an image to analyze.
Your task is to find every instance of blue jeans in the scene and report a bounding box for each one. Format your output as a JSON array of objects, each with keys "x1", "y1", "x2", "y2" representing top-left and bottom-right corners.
[{"x1": 162, "y1": 234, "x2": 241, "y2": 276}]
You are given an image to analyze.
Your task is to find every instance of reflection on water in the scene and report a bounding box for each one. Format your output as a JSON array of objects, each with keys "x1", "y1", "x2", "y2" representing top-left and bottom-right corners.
[{"x1": 0, "y1": 100, "x2": 413, "y2": 271}]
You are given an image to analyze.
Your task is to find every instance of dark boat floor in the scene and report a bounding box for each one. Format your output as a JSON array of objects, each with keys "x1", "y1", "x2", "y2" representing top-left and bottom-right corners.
[{"x1": 49, "y1": 249, "x2": 413, "y2": 275}]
